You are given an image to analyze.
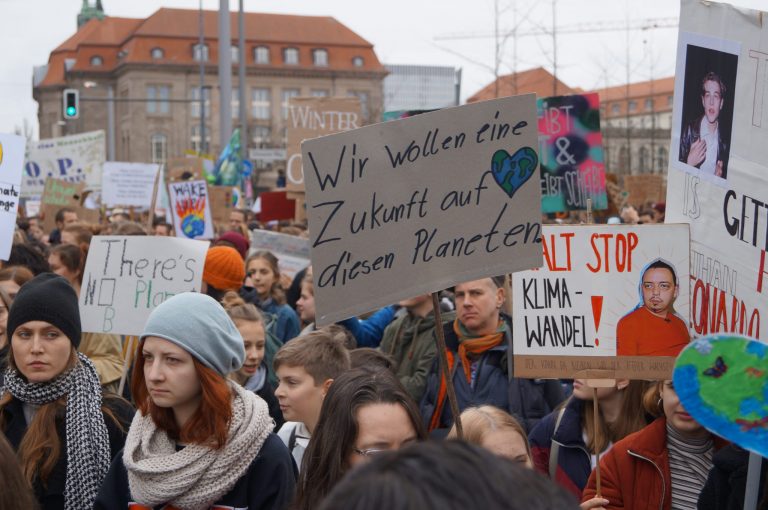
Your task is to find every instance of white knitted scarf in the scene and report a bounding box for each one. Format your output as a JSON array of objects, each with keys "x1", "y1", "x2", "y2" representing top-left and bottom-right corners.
[{"x1": 123, "y1": 382, "x2": 273, "y2": 510}]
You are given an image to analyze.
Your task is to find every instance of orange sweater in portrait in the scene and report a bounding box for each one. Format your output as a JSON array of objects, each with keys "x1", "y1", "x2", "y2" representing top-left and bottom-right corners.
[{"x1": 616, "y1": 306, "x2": 690, "y2": 356}]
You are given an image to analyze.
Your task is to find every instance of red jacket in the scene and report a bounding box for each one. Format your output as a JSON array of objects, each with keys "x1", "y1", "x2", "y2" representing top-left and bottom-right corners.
[{"x1": 582, "y1": 417, "x2": 727, "y2": 510}]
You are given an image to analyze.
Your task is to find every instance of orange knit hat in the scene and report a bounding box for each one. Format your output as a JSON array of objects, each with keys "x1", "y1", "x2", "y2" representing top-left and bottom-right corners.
[{"x1": 203, "y1": 246, "x2": 246, "y2": 291}]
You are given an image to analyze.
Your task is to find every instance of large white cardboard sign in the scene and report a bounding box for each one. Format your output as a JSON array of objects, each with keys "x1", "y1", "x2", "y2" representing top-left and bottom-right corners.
[
  {"x1": 303, "y1": 95, "x2": 543, "y2": 325},
  {"x1": 250, "y1": 229, "x2": 311, "y2": 280},
  {"x1": 666, "y1": 0, "x2": 767, "y2": 341},
  {"x1": 0, "y1": 134, "x2": 25, "y2": 260},
  {"x1": 102, "y1": 162, "x2": 160, "y2": 208},
  {"x1": 23, "y1": 130, "x2": 105, "y2": 198},
  {"x1": 513, "y1": 224, "x2": 691, "y2": 380},
  {"x1": 79, "y1": 236, "x2": 209, "y2": 335}
]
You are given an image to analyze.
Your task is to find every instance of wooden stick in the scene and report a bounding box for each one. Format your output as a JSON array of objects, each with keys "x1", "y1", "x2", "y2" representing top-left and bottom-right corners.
[
  {"x1": 147, "y1": 166, "x2": 162, "y2": 232},
  {"x1": 117, "y1": 336, "x2": 138, "y2": 396},
  {"x1": 593, "y1": 386, "x2": 602, "y2": 498},
  {"x1": 744, "y1": 452, "x2": 762, "y2": 510},
  {"x1": 431, "y1": 292, "x2": 463, "y2": 439},
  {"x1": 586, "y1": 197, "x2": 593, "y2": 225}
]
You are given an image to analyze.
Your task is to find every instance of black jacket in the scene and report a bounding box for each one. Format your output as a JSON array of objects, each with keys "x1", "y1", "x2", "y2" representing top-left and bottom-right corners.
[
  {"x1": 679, "y1": 114, "x2": 729, "y2": 178},
  {"x1": 698, "y1": 444, "x2": 767, "y2": 510},
  {"x1": 420, "y1": 314, "x2": 565, "y2": 435},
  {"x1": 94, "y1": 434, "x2": 297, "y2": 510},
  {"x1": 1, "y1": 394, "x2": 134, "y2": 510}
]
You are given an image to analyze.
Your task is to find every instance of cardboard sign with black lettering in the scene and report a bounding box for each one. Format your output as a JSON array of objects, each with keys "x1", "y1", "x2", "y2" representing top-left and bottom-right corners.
[
  {"x1": 79, "y1": 236, "x2": 208, "y2": 335},
  {"x1": 303, "y1": 95, "x2": 543, "y2": 325},
  {"x1": 512, "y1": 224, "x2": 690, "y2": 380},
  {"x1": 0, "y1": 134, "x2": 24, "y2": 260}
]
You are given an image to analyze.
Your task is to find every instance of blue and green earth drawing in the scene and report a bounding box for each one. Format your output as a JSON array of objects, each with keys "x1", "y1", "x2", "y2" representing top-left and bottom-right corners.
[{"x1": 673, "y1": 335, "x2": 768, "y2": 457}]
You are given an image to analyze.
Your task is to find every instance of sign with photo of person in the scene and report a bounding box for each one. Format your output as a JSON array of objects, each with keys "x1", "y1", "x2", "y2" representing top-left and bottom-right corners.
[
  {"x1": 512, "y1": 224, "x2": 690, "y2": 380},
  {"x1": 666, "y1": 0, "x2": 767, "y2": 343}
]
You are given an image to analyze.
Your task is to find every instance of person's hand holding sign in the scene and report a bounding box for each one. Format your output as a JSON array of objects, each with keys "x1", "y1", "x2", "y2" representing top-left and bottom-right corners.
[
  {"x1": 686, "y1": 138, "x2": 706, "y2": 167},
  {"x1": 580, "y1": 497, "x2": 608, "y2": 510}
]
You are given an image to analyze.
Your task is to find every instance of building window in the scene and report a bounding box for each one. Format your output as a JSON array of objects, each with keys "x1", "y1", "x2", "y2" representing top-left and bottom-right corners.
[
  {"x1": 190, "y1": 87, "x2": 211, "y2": 118},
  {"x1": 656, "y1": 146, "x2": 668, "y2": 171},
  {"x1": 611, "y1": 103, "x2": 620, "y2": 115},
  {"x1": 193, "y1": 43, "x2": 209, "y2": 62},
  {"x1": 251, "y1": 88, "x2": 271, "y2": 119},
  {"x1": 311, "y1": 89, "x2": 329, "y2": 97},
  {"x1": 231, "y1": 45, "x2": 239, "y2": 64},
  {"x1": 232, "y1": 88, "x2": 239, "y2": 119},
  {"x1": 628, "y1": 101, "x2": 637, "y2": 112},
  {"x1": 191, "y1": 125, "x2": 210, "y2": 154},
  {"x1": 645, "y1": 98, "x2": 654, "y2": 110},
  {"x1": 283, "y1": 47, "x2": 299, "y2": 65},
  {"x1": 639, "y1": 146, "x2": 649, "y2": 171},
  {"x1": 352, "y1": 56, "x2": 364, "y2": 67},
  {"x1": 251, "y1": 125, "x2": 271, "y2": 148},
  {"x1": 348, "y1": 90, "x2": 370, "y2": 121},
  {"x1": 313, "y1": 49, "x2": 328, "y2": 66},
  {"x1": 667, "y1": 95, "x2": 673, "y2": 106},
  {"x1": 90, "y1": 55, "x2": 103, "y2": 66},
  {"x1": 254, "y1": 46, "x2": 270, "y2": 64},
  {"x1": 618, "y1": 145, "x2": 629, "y2": 171},
  {"x1": 146, "y1": 85, "x2": 170, "y2": 115},
  {"x1": 151, "y1": 47, "x2": 164, "y2": 59},
  {"x1": 282, "y1": 88, "x2": 300, "y2": 119},
  {"x1": 150, "y1": 134, "x2": 167, "y2": 165}
]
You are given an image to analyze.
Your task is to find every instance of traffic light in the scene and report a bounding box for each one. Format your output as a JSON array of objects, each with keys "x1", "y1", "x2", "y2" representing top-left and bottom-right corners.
[{"x1": 63, "y1": 89, "x2": 79, "y2": 119}]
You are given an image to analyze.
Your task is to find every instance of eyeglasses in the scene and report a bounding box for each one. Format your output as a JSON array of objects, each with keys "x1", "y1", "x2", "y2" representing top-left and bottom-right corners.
[
  {"x1": 642, "y1": 282, "x2": 673, "y2": 292},
  {"x1": 352, "y1": 447, "x2": 390, "y2": 458}
]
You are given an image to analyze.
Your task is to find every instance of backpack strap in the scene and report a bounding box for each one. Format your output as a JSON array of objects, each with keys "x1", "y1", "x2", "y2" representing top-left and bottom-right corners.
[{"x1": 548, "y1": 406, "x2": 567, "y2": 480}]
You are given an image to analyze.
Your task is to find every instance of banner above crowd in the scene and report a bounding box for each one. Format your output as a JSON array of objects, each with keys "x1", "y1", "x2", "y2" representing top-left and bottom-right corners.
[
  {"x1": 513, "y1": 224, "x2": 690, "y2": 380},
  {"x1": 23, "y1": 130, "x2": 105, "y2": 198},
  {"x1": 303, "y1": 95, "x2": 543, "y2": 325},
  {"x1": 666, "y1": 0, "x2": 767, "y2": 341}
]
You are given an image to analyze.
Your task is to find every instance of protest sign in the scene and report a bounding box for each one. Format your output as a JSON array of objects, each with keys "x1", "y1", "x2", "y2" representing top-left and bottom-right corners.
[
  {"x1": 208, "y1": 186, "x2": 239, "y2": 225},
  {"x1": 79, "y1": 236, "x2": 208, "y2": 335},
  {"x1": 286, "y1": 96, "x2": 362, "y2": 193},
  {"x1": 0, "y1": 134, "x2": 25, "y2": 260},
  {"x1": 303, "y1": 95, "x2": 543, "y2": 325},
  {"x1": 23, "y1": 130, "x2": 105, "y2": 198},
  {"x1": 168, "y1": 180, "x2": 214, "y2": 240},
  {"x1": 512, "y1": 224, "x2": 690, "y2": 380},
  {"x1": 25, "y1": 199, "x2": 40, "y2": 218},
  {"x1": 666, "y1": 0, "x2": 767, "y2": 341},
  {"x1": 166, "y1": 157, "x2": 205, "y2": 182},
  {"x1": 40, "y1": 178, "x2": 86, "y2": 232},
  {"x1": 250, "y1": 229, "x2": 310, "y2": 280},
  {"x1": 102, "y1": 162, "x2": 160, "y2": 208},
  {"x1": 537, "y1": 94, "x2": 607, "y2": 213},
  {"x1": 624, "y1": 174, "x2": 666, "y2": 207},
  {"x1": 257, "y1": 191, "x2": 296, "y2": 223}
]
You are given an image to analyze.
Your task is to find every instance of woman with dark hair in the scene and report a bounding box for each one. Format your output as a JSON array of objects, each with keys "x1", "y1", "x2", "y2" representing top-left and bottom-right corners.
[
  {"x1": 295, "y1": 368, "x2": 427, "y2": 510},
  {"x1": 95, "y1": 292, "x2": 295, "y2": 510},
  {"x1": 48, "y1": 244, "x2": 84, "y2": 292},
  {"x1": 3, "y1": 244, "x2": 50, "y2": 275},
  {"x1": 0, "y1": 274, "x2": 132, "y2": 510},
  {"x1": 241, "y1": 250, "x2": 300, "y2": 344},
  {"x1": 0, "y1": 265, "x2": 35, "y2": 299},
  {"x1": 581, "y1": 380, "x2": 727, "y2": 510},
  {"x1": 0, "y1": 287, "x2": 14, "y2": 387}
]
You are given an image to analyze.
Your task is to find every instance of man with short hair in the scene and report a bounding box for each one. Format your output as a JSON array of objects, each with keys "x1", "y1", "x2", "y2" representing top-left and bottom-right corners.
[
  {"x1": 229, "y1": 209, "x2": 248, "y2": 234},
  {"x1": 153, "y1": 222, "x2": 173, "y2": 236},
  {"x1": 616, "y1": 259, "x2": 690, "y2": 356},
  {"x1": 420, "y1": 277, "x2": 564, "y2": 434},
  {"x1": 679, "y1": 71, "x2": 729, "y2": 178},
  {"x1": 380, "y1": 294, "x2": 454, "y2": 403},
  {"x1": 48, "y1": 207, "x2": 79, "y2": 245}
]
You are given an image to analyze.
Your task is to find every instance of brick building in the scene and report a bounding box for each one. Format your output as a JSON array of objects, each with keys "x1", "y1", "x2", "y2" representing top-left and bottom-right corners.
[{"x1": 33, "y1": 7, "x2": 387, "y2": 165}]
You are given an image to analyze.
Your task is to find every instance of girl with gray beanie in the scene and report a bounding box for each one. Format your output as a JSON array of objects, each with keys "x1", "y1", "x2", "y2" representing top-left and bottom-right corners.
[
  {"x1": 0, "y1": 273, "x2": 133, "y2": 510},
  {"x1": 95, "y1": 292, "x2": 296, "y2": 510}
]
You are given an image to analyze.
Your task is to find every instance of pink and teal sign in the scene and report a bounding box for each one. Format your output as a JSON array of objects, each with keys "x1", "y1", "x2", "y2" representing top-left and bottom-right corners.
[{"x1": 537, "y1": 93, "x2": 607, "y2": 213}]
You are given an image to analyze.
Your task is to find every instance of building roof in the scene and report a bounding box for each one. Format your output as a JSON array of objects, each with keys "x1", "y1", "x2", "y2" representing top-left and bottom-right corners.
[
  {"x1": 592, "y1": 76, "x2": 675, "y2": 103},
  {"x1": 37, "y1": 8, "x2": 384, "y2": 88},
  {"x1": 593, "y1": 77, "x2": 675, "y2": 117},
  {"x1": 467, "y1": 67, "x2": 576, "y2": 103}
]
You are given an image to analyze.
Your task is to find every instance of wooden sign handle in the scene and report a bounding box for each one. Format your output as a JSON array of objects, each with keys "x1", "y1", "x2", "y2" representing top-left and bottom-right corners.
[{"x1": 432, "y1": 292, "x2": 463, "y2": 439}]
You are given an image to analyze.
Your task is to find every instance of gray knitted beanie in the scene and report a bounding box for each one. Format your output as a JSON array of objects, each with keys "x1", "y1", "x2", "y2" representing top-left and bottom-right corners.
[{"x1": 140, "y1": 292, "x2": 245, "y2": 376}]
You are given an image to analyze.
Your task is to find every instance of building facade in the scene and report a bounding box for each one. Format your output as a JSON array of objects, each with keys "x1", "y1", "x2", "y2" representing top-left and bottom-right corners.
[
  {"x1": 33, "y1": 8, "x2": 387, "y2": 166},
  {"x1": 383, "y1": 64, "x2": 461, "y2": 112}
]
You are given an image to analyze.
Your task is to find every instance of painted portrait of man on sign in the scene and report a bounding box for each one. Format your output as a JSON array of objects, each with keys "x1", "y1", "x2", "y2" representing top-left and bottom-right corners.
[{"x1": 616, "y1": 258, "x2": 690, "y2": 357}]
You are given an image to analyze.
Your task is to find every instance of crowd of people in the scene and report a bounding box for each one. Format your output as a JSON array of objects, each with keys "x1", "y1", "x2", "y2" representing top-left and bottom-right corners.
[{"x1": 0, "y1": 204, "x2": 765, "y2": 510}]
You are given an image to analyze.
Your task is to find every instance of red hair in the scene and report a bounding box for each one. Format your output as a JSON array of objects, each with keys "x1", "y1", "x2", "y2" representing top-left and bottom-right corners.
[{"x1": 131, "y1": 344, "x2": 233, "y2": 449}]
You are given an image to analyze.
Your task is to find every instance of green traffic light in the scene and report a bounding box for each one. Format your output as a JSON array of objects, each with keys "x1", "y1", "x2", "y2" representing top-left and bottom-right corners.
[{"x1": 66, "y1": 106, "x2": 76, "y2": 116}]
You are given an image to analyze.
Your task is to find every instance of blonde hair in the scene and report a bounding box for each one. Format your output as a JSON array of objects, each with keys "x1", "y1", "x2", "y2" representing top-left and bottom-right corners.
[
  {"x1": 220, "y1": 291, "x2": 264, "y2": 325},
  {"x1": 447, "y1": 405, "x2": 532, "y2": 460}
]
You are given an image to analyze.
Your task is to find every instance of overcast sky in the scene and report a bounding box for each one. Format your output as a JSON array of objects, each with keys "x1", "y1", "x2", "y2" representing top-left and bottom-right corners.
[{"x1": 0, "y1": 0, "x2": 764, "y2": 138}]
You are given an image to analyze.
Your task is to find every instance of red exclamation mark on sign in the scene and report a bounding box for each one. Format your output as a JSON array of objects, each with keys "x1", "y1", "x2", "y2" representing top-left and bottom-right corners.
[{"x1": 591, "y1": 296, "x2": 603, "y2": 346}]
